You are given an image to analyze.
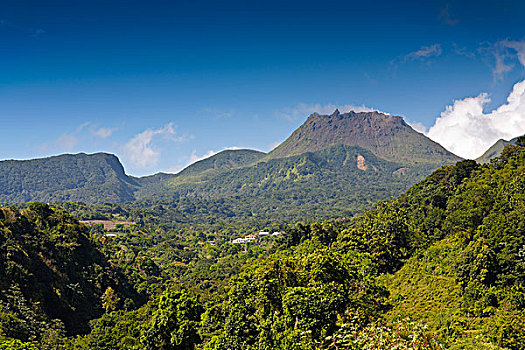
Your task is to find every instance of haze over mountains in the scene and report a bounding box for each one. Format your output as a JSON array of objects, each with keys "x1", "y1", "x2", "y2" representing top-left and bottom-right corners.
[{"x1": 0, "y1": 111, "x2": 463, "y2": 218}]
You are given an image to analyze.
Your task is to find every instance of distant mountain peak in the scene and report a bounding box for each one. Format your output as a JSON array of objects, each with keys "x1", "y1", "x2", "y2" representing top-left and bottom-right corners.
[
  {"x1": 476, "y1": 135, "x2": 522, "y2": 164},
  {"x1": 266, "y1": 110, "x2": 461, "y2": 164}
]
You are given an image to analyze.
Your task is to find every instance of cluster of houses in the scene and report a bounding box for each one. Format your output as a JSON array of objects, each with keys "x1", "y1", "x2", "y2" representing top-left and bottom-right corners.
[{"x1": 231, "y1": 231, "x2": 282, "y2": 244}]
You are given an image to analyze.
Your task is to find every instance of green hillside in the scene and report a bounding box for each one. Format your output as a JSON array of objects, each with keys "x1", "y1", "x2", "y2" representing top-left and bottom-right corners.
[
  {"x1": 337, "y1": 140, "x2": 525, "y2": 349},
  {"x1": 0, "y1": 203, "x2": 145, "y2": 343},
  {"x1": 135, "y1": 149, "x2": 265, "y2": 189},
  {"x1": 135, "y1": 144, "x2": 442, "y2": 223},
  {"x1": 176, "y1": 149, "x2": 265, "y2": 177},
  {"x1": 0, "y1": 153, "x2": 139, "y2": 204},
  {"x1": 2, "y1": 142, "x2": 524, "y2": 349}
]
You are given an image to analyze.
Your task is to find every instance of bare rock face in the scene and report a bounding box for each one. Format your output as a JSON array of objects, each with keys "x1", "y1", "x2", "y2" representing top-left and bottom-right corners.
[
  {"x1": 356, "y1": 154, "x2": 367, "y2": 171},
  {"x1": 266, "y1": 110, "x2": 462, "y2": 165}
]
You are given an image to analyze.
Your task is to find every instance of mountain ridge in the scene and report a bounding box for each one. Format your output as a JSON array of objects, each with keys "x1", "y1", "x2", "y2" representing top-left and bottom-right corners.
[
  {"x1": 176, "y1": 149, "x2": 266, "y2": 177},
  {"x1": 0, "y1": 152, "x2": 139, "y2": 204},
  {"x1": 0, "y1": 111, "x2": 465, "y2": 208}
]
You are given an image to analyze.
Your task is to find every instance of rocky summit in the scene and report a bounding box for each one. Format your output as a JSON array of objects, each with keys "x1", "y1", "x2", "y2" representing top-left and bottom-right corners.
[{"x1": 266, "y1": 109, "x2": 462, "y2": 164}]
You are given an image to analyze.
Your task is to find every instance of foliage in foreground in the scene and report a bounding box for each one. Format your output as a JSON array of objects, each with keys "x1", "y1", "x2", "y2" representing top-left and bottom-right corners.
[
  {"x1": 326, "y1": 318, "x2": 444, "y2": 350},
  {"x1": 2, "y1": 141, "x2": 525, "y2": 349},
  {"x1": 203, "y1": 239, "x2": 388, "y2": 349}
]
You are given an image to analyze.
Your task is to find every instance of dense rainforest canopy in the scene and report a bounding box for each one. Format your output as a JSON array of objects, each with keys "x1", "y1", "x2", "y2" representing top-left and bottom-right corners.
[{"x1": 1, "y1": 139, "x2": 525, "y2": 349}]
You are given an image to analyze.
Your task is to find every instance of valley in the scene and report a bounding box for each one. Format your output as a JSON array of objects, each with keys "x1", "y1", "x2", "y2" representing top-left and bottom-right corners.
[
  {"x1": 3, "y1": 2, "x2": 525, "y2": 349},
  {"x1": 1, "y1": 110, "x2": 524, "y2": 349}
]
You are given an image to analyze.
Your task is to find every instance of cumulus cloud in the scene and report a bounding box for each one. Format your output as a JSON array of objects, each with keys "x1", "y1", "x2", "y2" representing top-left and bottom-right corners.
[
  {"x1": 123, "y1": 123, "x2": 185, "y2": 168},
  {"x1": 429, "y1": 40, "x2": 525, "y2": 156},
  {"x1": 275, "y1": 103, "x2": 383, "y2": 122},
  {"x1": 427, "y1": 79, "x2": 525, "y2": 159}
]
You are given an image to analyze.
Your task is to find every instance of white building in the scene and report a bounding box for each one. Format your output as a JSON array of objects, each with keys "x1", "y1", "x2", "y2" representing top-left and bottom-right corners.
[{"x1": 232, "y1": 236, "x2": 256, "y2": 244}]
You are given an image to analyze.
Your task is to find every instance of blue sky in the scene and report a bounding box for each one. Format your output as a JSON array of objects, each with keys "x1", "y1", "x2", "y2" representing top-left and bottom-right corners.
[{"x1": 1, "y1": 0, "x2": 525, "y2": 175}]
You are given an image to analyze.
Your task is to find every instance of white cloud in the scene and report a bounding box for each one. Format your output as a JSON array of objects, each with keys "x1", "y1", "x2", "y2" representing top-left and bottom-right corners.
[
  {"x1": 268, "y1": 141, "x2": 281, "y2": 151},
  {"x1": 32, "y1": 28, "x2": 45, "y2": 37},
  {"x1": 492, "y1": 52, "x2": 514, "y2": 80},
  {"x1": 123, "y1": 123, "x2": 183, "y2": 168},
  {"x1": 427, "y1": 79, "x2": 525, "y2": 159},
  {"x1": 55, "y1": 134, "x2": 78, "y2": 151},
  {"x1": 166, "y1": 165, "x2": 184, "y2": 174},
  {"x1": 275, "y1": 103, "x2": 384, "y2": 122},
  {"x1": 482, "y1": 39, "x2": 525, "y2": 80},
  {"x1": 500, "y1": 39, "x2": 525, "y2": 67},
  {"x1": 403, "y1": 44, "x2": 442, "y2": 62},
  {"x1": 189, "y1": 149, "x2": 219, "y2": 164},
  {"x1": 200, "y1": 107, "x2": 234, "y2": 119},
  {"x1": 189, "y1": 147, "x2": 243, "y2": 163},
  {"x1": 453, "y1": 44, "x2": 475, "y2": 58},
  {"x1": 390, "y1": 44, "x2": 443, "y2": 72},
  {"x1": 75, "y1": 122, "x2": 90, "y2": 132},
  {"x1": 407, "y1": 121, "x2": 428, "y2": 134},
  {"x1": 166, "y1": 147, "x2": 242, "y2": 174},
  {"x1": 39, "y1": 122, "x2": 89, "y2": 154},
  {"x1": 92, "y1": 127, "x2": 115, "y2": 138},
  {"x1": 0, "y1": 19, "x2": 46, "y2": 38}
]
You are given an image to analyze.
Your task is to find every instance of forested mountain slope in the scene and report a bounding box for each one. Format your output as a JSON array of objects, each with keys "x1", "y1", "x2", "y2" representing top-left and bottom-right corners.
[
  {"x1": 0, "y1": 203, "x2": 145, "y2": 342},
  {"x1": 135, "y1": 149, "x2": 265, "y2": 188},
  {"x1": 0, "y1": 153, "x2": 139, "y2": 204},
  {"x1": 134, "y1": 144, "x2": 441, "y2": 222},
  {"x1": 476, "y1": 135, "x2": 521, "y2": 164},
  {"x1": 176, "y1": 149, "x2": 265, "y2": 177},
  {"x1": 3, "y1": 140, "x2": 524, "y2": 350},
  {"x1": 335, "y1": 138, "x2": 525, "y2": 348}
]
